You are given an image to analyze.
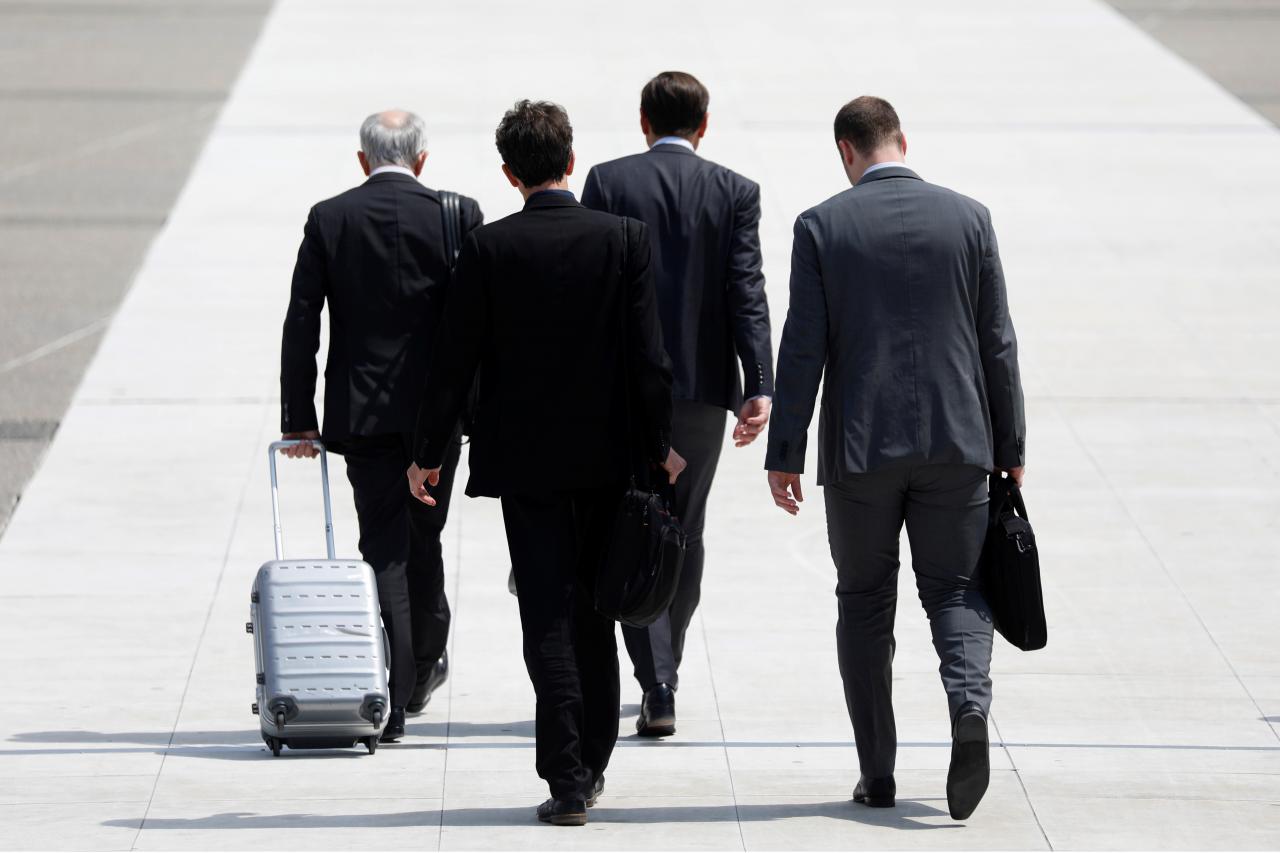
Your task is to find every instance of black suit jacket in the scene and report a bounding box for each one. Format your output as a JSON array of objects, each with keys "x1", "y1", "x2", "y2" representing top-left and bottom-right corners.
[
  {"x1": 581, "y1": 143, "x2": 773, "y2": 411},
  {"x1": 413, "y1": 191, "x2": 674, "y2": 498},
  {"x1": 765, "y1": 166, "x2": 1025, "y2": 484},
  {"x1": 280, "y1": 172, "x2": 483, "y2": 444}
]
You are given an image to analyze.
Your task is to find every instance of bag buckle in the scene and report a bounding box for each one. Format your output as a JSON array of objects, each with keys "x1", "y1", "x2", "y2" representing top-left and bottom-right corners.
[{"x1": 1013, "y1": 532, "x2": 1033, "y2": 554}]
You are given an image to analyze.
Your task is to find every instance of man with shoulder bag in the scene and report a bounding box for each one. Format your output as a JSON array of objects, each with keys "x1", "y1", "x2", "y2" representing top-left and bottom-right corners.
[{"x1": 408, "y1": 100, "x2": 683, "y2": 826}]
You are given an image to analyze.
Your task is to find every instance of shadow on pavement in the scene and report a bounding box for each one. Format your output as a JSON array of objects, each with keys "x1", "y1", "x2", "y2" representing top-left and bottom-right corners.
[
  {"x1": 8, "y1": 726, "x2": 1280, "y2": 760},
  {"x1": 104, "y1": 799, "x2": 957, "y2": 831}
]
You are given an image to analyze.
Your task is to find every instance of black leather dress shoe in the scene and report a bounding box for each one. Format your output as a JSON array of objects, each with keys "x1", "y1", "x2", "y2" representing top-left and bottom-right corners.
[
  {"x1": 636, "y1": 683, "x2": 676, "y2": 737},
  {"x1": 586, "y1": 775, "x2": 605, "y2": 808},
  {"x1": 536, "y1": 797, "x2": 587, "y2": 826},
  {"x1": 379, "y1": 706, "x2": 406, "y2": 743},
  {"x1": 947, "y1": 703, "x2": 990, "y2": 820},
  {"x1": 852, "y1": 774, "x2": 896, "y2": 808},
  {"x1": 406, "y1": 650, "x2": 449, "y2": 715}
]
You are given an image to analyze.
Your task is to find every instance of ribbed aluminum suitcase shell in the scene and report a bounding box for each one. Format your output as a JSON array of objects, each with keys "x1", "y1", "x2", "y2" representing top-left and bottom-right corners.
[{"x1": 248, "y1": 441, "x2": 389, "y2": 755}]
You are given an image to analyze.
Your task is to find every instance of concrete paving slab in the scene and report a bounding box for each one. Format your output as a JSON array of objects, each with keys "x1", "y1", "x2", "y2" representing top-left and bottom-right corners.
[{"x1": 2, "y1": 0, "x2": 1279, "y2": 849}]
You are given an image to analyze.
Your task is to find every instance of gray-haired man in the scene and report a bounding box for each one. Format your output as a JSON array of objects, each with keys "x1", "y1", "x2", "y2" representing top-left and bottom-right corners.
[{"x1": 280, "y1": 110, "x2": 483, "y2": 741}]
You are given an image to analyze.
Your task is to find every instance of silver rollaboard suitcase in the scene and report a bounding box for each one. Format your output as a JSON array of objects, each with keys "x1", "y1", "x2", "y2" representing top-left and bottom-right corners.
[{"x1": 246, "y1": 440, "x2": 389, "y2": 756}]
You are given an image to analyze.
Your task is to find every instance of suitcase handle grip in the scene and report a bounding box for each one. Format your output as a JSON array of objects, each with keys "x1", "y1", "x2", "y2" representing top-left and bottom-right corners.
[{"x1": 268, "y1": 440, "x2": 336, "y2": 561}]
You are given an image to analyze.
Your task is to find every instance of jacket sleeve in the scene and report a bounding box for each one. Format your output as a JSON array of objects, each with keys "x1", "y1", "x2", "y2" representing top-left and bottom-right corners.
[
  {"x1": 976, "y1": 209, "x2": 1026, "y2": 469},
  {"x1": 580, "y1": 166, "x2": 607, "y2": 212},
  {"x1": 414, "y1": 231, "x2": 488, "y2": 468},
  {"x1": 625, "y1": 218, "x2": 674, "y2": 464},
  {"x1": 279, "y1": 207, "x2": 326, "y2": 433},
  {"x1": 725, "y1": 179, "x2": 775, "y2": 400},
  {"x1": 764, "y1": 215, "x2": 827, "y2": 474}
]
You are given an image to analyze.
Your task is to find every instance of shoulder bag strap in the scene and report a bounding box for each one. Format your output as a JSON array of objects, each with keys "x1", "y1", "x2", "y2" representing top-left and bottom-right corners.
[{"x1": 440, "y1": 190, "x2": 462, "y2": 269}]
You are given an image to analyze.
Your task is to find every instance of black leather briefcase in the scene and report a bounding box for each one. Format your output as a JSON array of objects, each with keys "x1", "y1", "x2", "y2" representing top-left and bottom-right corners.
[
  {"x1": 595, "y1": 480, "x2": 686, "y2": 629},
  {"x1": 981, "y1": 474, "x2": 1047, "y2": 651}
]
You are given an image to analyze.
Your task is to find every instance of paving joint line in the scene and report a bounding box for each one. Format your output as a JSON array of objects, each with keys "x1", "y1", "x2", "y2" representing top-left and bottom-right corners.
[
  {"x1": 127, "y1": 401, "x2": 270, "y2": 850},
  {"x1": 990, "y1": 713, "x2": 1053, "y2": 849},
  {"x1": 1050, "y1": 398, "x2": 1280, "y2": 745},
  {"x1": 699, "y1": 614, "x2": 747, "y2": 851},
  {"x1": 436, "y1": 471, "x2": 465, "y2": 850}
]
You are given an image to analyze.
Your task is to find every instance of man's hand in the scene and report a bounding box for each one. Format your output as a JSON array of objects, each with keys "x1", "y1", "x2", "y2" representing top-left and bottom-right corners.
[
  {"x1": 280, "y1": 430, "x2": 320, "y2": 458},
  {"x1": 999, "y1": 466, "x2": 1026, "y2": 488},
  {"x1": 407, "y1": 462, "x2": 442, "y2": 506},
  {"x1": 768, "y1": 470, "x2": 803, "y2": 515},
  {"x1": 660, "y1": 448, "x2": 687, "y2": 484},
  {"x1": 732, "y1": 397, "x2": 771, "y2": 448}
]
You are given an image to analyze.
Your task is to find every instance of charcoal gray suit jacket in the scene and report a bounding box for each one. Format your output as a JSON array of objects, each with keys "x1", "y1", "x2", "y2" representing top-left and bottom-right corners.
[{"x1": 765, "y1": 165, "x2": 1025, "y2": 484}]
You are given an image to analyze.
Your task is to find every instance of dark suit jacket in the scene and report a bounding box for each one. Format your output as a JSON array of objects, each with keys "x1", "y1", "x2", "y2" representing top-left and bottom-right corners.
[
  {"x1": 413, "y1": 191, "x2": 674, "y2": 499},
  {"x1": 280, "y1": 172, "x2": 483, "y2": 444},
  {"x1": 581, "y1": 143, "x2": 773, "y2": 411},
  {"x1": 765, "y1": 166, "x2": 1025, "y2": 484}
]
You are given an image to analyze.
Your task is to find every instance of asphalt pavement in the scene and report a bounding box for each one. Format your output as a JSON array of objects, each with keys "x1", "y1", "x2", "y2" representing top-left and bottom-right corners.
[{"x1": 0, "y1": 0, "x2": 271, "y2": 532}]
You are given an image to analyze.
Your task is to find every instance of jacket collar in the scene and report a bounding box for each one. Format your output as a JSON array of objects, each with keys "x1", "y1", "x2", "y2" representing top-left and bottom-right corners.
[
  {"x1": 856, "y1": 164, "x2": 922, "y2": 186},
  {"x1": 650, "y1": 141, "x2": 697, "y2": 156},
  {"x1": 522, "y1": 189, "x2": 581, "y2": 210},
  {"x1": 364, "y1": 171, "x2": 420, "y2": 186}
]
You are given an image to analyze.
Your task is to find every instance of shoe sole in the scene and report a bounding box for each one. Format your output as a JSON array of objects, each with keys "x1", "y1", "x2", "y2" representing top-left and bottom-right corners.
[
  {"x1": 853, "y1": 793, "x2": 896, "y2": 808},
  {"x1": 636, "y1": 713, "x2": 676, "y2": 737},
  {"x1": 947, "y1": 713, "x2": 990, "y2": 820},
  {"x1": 539, "y1": 813, "x2": 587, "y2": 826}
]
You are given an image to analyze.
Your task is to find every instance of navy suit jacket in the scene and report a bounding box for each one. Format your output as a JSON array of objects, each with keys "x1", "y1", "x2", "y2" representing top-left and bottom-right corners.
[{"x1": 582, "y1": 143, "x2": 773, "y2": 411}]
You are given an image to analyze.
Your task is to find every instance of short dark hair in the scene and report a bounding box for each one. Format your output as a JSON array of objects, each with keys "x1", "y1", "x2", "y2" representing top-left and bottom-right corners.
[
  {"x1": 640, "y1": 71, "x2": 709, "y2": 137},
  {"x1": 495, "y1": 99, "x2": 574, "y2": 187},
  {"x1": 833, "y1": 96, "x2": 903, "y2": 157}
]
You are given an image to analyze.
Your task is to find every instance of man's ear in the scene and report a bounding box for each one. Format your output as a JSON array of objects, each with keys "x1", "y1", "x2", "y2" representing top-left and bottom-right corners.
[
  {"x1": 837, "y1": 139, "x2": 857, "y2": 166},
  {"x1": 565, "y1": 150, "x2": 576, "y2": 177},
  {"x1": 899, "y1": 132, "x2": 908, "y2": 158},
  {"x1": 358, "y1": 150, "x2": 371, "y2": 176},
  {"x1": 501, "y1": 163, "x2": 521, "y2": 189},
  {"x1": 640, "y1": 110, "x2": 651, "y2": 137},
  {"x1": 413, "y1": 150, "x2": 428, "y2": 176},
  {"x1": 696, "y1": 112, "x2": 709, "y2": 140}
]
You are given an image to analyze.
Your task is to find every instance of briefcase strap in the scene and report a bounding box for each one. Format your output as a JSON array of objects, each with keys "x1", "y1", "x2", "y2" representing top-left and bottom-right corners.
[{"x1": 989, "y1": 472, "x2": 1029, "y2": 521}]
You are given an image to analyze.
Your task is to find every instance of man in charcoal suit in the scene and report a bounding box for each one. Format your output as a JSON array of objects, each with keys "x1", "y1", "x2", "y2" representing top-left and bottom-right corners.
[
  {"x1": 765, "y1": 96, "x2": 1025, "y2": 820},
  {"x1": 279, "y1": 109, "x2": 482, "y2": 742},
  {"x1": 408, "y1": 100, "x2": 683, "y2": 826},
  {"x1": 582, "y1": 71, "x2": 774, "y2": 736}
]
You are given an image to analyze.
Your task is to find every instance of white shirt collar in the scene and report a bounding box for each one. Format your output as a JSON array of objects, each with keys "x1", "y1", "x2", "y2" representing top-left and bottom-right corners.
[
  {"x1": 862, "y1": 161, "x2": 907, "y2": 177},
  {"x1": 651, "y1": 136, "x2": 696, "y2": 153},
  {"x1": 369, "y1": 164, "x2": 417, "y2": 179}
]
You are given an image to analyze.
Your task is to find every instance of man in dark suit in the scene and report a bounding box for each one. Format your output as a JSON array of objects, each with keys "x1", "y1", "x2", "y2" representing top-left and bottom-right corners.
[
  {"x1": 279, "y1": 109, "x2": 482, "y2": 742},
  {"x1": 581, "y1": 71, "x2": 774, "y2": 736},
  {"x1": 765, "y1": 97, "x2": 1025, "y2": 821},
  {"x1": 407, "y1": 100, "x2": 682, "y2": 826}
]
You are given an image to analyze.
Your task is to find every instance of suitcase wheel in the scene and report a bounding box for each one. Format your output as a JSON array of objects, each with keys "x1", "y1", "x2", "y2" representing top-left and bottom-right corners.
[
  {"x1": 275, "y1": 710, "x2": 287, "y2": 731},
  {"x1": 363, "y1": 736, "x2": 377, "y2": 755},
  {"x1": 265, "y1": 736, "x2": 282, "y2": 757}
]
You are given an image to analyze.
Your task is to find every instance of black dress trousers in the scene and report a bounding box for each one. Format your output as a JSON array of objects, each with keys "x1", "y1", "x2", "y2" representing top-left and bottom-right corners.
[
  {"x1": 343, "y1": 433, "x2": 461, "y2": 709},
  {"x1": 500, "y1": 487, "x2": 622, "y2": 801},
  {"x1": 622, "y1": 399, "x2": 727, "y2": 690}
]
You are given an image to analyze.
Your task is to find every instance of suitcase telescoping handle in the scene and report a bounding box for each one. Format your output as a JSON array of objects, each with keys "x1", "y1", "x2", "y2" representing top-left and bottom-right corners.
[{"x1": 268, "y1": 440, "x2": 336, "y2": 561}]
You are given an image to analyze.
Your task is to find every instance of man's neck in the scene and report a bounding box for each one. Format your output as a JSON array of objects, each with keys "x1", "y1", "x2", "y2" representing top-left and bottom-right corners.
[{"x1": 518, "y1": 178, "x2": 571, "y2": 202}]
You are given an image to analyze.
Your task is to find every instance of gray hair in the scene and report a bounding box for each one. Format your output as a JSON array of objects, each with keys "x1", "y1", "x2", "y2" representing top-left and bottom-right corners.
[{"x1": 359, "y1": 109, "x2": 427, "y2": 169}]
